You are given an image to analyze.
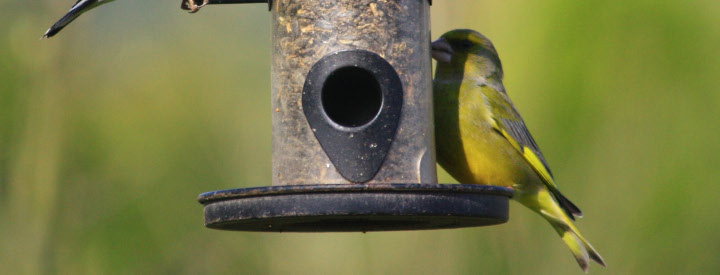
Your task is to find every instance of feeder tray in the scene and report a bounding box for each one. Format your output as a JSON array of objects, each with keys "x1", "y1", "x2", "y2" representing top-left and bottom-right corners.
[
  {"x1": 199, "y1": 184, "x2": 513, "y2": 232},
  {"x1": 195, "y1": 0, "x2": 514, "y2": 233}
]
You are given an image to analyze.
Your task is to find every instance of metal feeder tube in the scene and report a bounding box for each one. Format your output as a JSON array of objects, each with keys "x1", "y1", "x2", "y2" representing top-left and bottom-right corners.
[{"x1": 197, "y1": 0, "x2": 513, "y2": 232}]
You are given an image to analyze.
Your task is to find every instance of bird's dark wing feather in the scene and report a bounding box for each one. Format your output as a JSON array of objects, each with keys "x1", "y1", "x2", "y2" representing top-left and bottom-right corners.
[
  {"x1": 500, "y1": 118, "x2": 553, "y2": 176},
  {"x1": 43, "y1": 0, "x2": 100, "y2": 38},
  {"x1": 483, "y1": 86, "x2": 583, "y2": 219},
  {"x1": 72, "y1": 0, "x2": 86, "y2": 8}
]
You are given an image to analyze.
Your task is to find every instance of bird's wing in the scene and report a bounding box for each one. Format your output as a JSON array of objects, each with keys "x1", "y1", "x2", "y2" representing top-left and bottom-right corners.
[
  {"x1": 71, "y1": 0, "x2": 88, "y2": 8},
  {"x1": 43, "y1": 0, "x2": 106, "y2": 38},
  {"x1": 481, "y1": 85, "x2": 583, "y2": 218}
]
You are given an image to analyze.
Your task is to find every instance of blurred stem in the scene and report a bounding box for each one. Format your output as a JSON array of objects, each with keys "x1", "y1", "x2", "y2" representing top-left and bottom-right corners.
[{"x1": 0, "y1": 49, "x2": 67, "y2": 274}]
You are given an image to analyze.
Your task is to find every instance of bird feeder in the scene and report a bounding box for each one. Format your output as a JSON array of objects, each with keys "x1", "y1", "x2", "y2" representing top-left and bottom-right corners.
[{"x1": 196, "y1": 0, "x2": 513, "y2": 232}]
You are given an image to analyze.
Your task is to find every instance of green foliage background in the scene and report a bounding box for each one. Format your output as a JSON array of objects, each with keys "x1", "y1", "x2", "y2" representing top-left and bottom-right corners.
[{"x1": 1, "y1": 0, "x2": 719, "y2": 274}]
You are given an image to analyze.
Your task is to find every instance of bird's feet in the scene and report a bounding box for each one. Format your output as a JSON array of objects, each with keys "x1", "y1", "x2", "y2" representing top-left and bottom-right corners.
[{"x1": 186, "y1": 0, "x2": 210, "y2": 13}]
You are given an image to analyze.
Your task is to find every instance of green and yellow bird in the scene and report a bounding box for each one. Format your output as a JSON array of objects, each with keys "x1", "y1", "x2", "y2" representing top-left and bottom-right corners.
[{"x1": 432, "y1": 29, "x2": 605, "y2": 272}]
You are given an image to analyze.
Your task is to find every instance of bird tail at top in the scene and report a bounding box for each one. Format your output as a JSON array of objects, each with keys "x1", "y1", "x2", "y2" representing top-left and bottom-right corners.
[
  {"x1": 43, "y1": 11, "x2": 79, "y2": 38},
  {"x1": 43, "y1": 0, "x2": 98, "y2": 38},
  {"x1": 520, "y1": 189, "x2": 606, "y2": 272}
]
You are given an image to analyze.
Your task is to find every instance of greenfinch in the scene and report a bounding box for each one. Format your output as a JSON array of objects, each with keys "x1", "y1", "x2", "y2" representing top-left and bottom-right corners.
[{"x1": 432, "y1": 29, "x2": 605, "y2": 272}]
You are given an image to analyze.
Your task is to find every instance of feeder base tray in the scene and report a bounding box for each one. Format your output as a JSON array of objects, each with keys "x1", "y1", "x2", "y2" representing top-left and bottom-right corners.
[{"x1": 198, "y1": 184, "x2": 513, "y2": 232}]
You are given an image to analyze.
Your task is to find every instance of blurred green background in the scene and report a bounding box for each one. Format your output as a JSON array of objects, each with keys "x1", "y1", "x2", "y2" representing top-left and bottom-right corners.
[{"x1": 2, "y1": 0, "x2": 719, "y2": 274}]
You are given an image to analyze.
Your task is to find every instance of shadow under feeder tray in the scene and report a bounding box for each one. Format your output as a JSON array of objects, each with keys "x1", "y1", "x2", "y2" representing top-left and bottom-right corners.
[{"x1": 199, "y1": 184, "x2": 513, "y2": 232}]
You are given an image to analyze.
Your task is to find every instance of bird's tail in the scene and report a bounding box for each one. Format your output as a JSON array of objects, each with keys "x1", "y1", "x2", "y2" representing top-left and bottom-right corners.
[
  {"x1": 520, "y1": 189, "x2": 606, "y2": 272},
  {"x1": 43, "y1": 0, "x2": 100, "y2": 38},
  {"x1": 43, "y1": 10, "x2": 79, "y2": 38}
]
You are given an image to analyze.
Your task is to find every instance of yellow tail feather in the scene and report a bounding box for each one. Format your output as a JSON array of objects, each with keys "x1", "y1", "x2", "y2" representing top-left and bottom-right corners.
[
  {"x1": 559, "y1": 228, "x2": 590, "y2": 272},
  {"x1": 520, "y1": 190, "x2": 606, "y2": 272}
]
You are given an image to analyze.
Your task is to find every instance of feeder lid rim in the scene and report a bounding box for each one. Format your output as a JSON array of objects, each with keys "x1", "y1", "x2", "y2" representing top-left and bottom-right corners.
[{"x1": 198, "y1": 183, "x2": 513, "y2": 204}]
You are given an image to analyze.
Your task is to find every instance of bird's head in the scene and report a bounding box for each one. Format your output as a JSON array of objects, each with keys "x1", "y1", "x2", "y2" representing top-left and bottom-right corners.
[{"x1": 431, "y1": 29, "x2": 503, "y2": 79}]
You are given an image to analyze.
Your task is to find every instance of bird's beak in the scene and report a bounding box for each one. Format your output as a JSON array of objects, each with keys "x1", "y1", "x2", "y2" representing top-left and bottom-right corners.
[{"x1": 431, "y1": 38, "x2": 453, "y2": 63}]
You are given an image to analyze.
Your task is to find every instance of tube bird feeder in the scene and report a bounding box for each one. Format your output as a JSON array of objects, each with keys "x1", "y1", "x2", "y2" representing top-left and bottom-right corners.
[{"x1": 196, "y1": 0, "x2": 513, "y2": 232}]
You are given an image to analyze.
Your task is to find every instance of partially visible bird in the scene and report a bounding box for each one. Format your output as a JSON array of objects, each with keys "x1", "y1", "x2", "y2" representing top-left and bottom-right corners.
[
  {"x1": 43, "y1": 0, "x2": 209, "y2": 38},
  {"x1": 42, "y1": 0, "x2": 116, "y2": 38},
  {"x1": 432, "y1": 29, "x2": 606, "y2": 272},
  {"x1": 181, "y1": 0, "x2": 210, "y2": 13}
]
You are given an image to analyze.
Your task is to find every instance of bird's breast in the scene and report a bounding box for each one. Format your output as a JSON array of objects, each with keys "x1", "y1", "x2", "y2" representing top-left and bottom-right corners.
[{"x1": 435, "y1": 83, "x2": 536, "y2": 188}]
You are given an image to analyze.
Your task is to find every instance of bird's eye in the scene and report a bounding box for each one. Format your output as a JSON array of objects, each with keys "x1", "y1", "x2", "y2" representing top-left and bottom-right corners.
[{"x1": 459, "y1": 40, "x2": 473, "y2": 49}]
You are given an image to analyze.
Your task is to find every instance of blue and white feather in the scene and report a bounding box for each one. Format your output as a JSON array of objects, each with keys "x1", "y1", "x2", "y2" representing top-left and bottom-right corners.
[{"x1": 43, "y1": 0, "x2": 116, "y2": 38}]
